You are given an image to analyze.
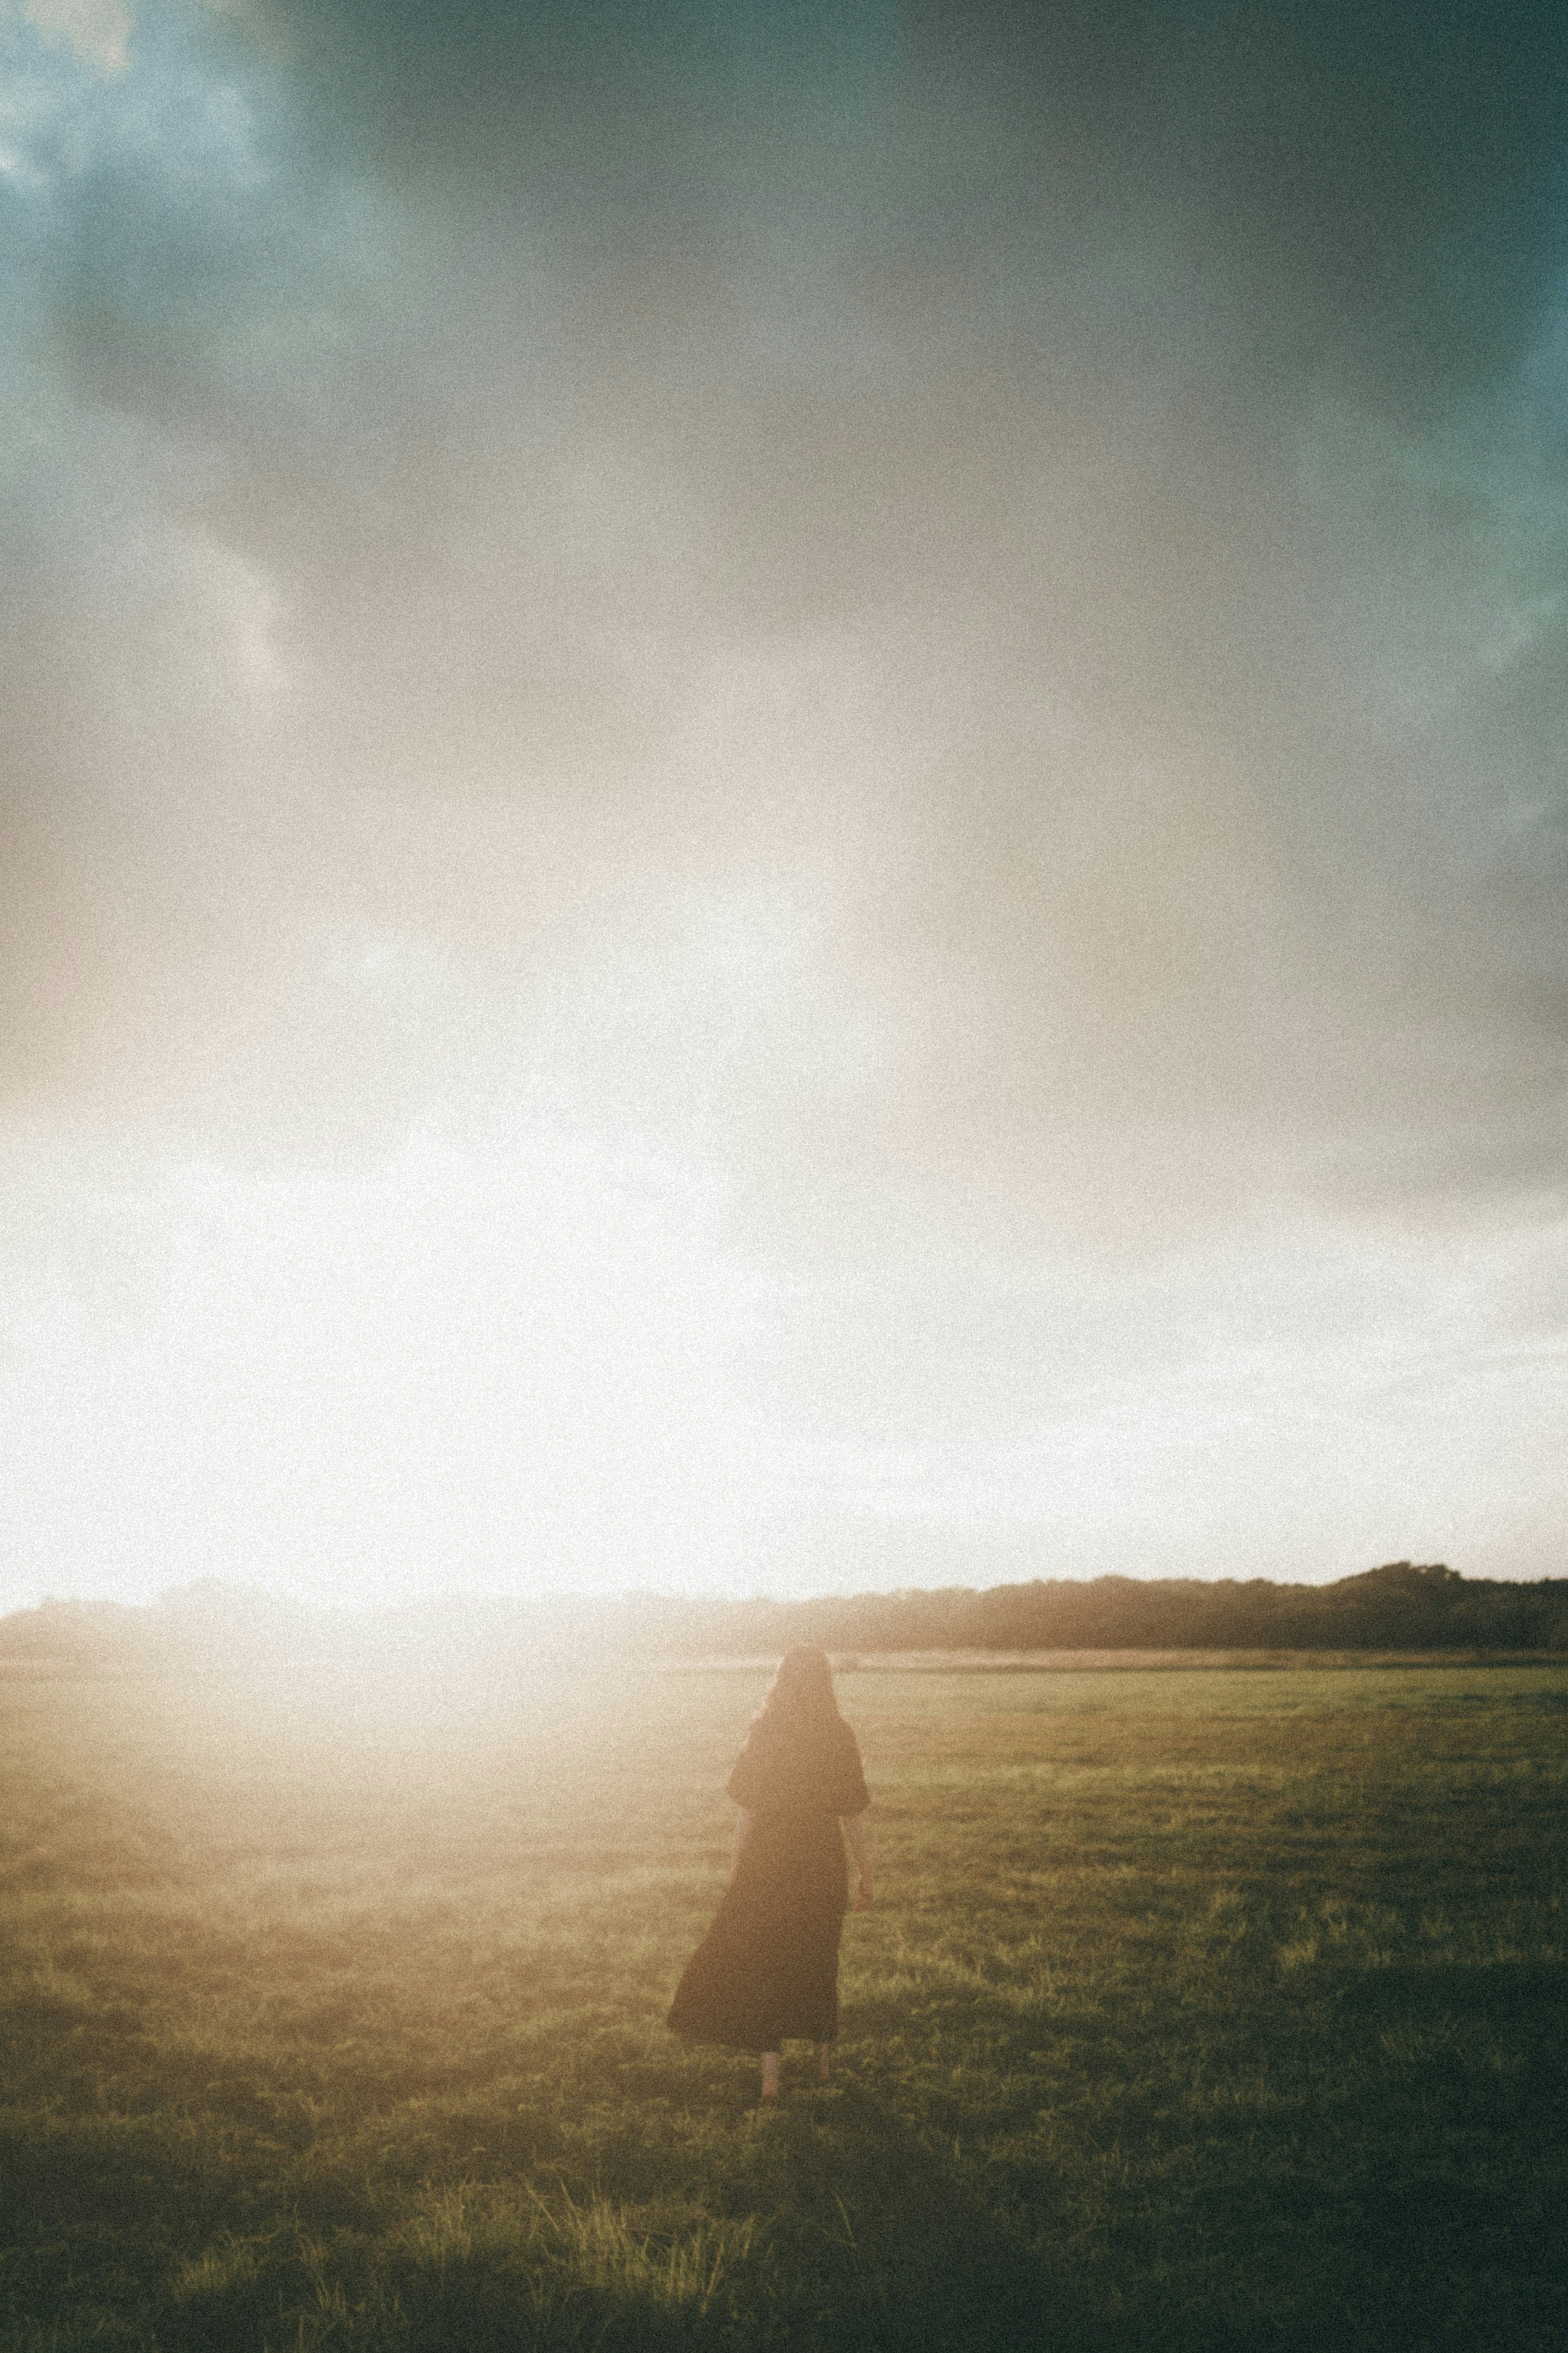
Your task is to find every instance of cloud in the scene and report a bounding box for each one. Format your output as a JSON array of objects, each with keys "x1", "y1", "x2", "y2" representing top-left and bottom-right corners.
[
  {"x1": 21, "y1": 0, "x2": 131, "y2": 77},
  {"x1": 1, "y1": 1, "x2": 1565, "y2": 1597},
  {"x1": 3, "y1": 2, "x2": 1565, "y2": 1202}
]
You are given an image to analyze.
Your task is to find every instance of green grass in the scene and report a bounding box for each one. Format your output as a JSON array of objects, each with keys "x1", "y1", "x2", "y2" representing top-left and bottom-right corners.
[{"x1": 1, "y1": 1656, "x2": 1564, "y2": 2351}]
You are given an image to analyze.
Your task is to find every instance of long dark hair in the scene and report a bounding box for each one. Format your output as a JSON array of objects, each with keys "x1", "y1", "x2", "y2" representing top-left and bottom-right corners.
[{"x1": 755, "y1": 1644, "x2": 842, "y2": 1735}]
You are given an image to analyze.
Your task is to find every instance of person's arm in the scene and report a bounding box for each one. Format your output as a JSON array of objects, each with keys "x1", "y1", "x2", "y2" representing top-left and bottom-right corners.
[
  {"x1": 843, "y1": 1810, "x2": 872, "y2": 1909},
  {"x1": 729, "y1": 1807, "x2": 753, "y2": 1881}
]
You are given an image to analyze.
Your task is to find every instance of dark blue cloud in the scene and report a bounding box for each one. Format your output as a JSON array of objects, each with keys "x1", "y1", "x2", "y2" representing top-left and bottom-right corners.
[
  {"x1": 1, "y1": 0, "x2": 1565, "y2": 1213},
  {"x1": 232, "y1": 0, "x2": 1568, "y2": 394}
]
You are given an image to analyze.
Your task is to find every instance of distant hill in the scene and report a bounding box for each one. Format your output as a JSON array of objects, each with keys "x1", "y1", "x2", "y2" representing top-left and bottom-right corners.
[{"x1": 0, "y1": 1563, "x2": 1564, "y2": 1673}]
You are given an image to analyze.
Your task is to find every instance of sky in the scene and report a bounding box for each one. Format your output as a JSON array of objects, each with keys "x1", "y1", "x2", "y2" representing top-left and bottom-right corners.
[{"x1": 1, "y1": 0, "x2": 1566, "y2": 1608}]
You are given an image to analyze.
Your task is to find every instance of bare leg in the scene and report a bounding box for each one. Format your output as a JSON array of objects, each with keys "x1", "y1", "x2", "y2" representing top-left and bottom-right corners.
[
  {"x1": 813, "y1": 2041, "x2": 831, "y2": 2084},
  {"x1": 760, "y1": 2050, "x2": 781, "y2": 2102}
]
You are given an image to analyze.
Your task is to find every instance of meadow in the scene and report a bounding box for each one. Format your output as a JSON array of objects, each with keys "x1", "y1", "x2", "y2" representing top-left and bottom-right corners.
[{"x1": 0, "y1": 1653, "x2": 1563, "y2": 2351}]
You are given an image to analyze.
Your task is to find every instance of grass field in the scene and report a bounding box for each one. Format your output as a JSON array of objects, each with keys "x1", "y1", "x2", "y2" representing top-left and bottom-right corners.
[{"x1": 1, "y1": 1655, "x2": 1564, "y2": 2351}]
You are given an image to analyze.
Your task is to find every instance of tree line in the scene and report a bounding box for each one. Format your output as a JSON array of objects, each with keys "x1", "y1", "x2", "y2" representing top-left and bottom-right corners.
[
  {"x1": 621, "y1": 1561, "x2": 1568, "y2": 1656},
  {"x1": 0, "y1": 1561, "x2": 1564, "y2": 1669}
]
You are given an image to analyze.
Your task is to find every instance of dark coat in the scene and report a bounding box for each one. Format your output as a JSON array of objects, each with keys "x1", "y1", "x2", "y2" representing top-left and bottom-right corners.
[{"x1": 666, "y1": 1713, "x2": 870, "y2": 2051}]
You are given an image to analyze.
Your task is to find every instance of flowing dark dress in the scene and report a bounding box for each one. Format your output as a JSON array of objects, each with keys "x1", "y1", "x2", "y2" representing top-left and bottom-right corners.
[{"x1": 667, "y1": 1713, "x2": 870, "y2": 2051}]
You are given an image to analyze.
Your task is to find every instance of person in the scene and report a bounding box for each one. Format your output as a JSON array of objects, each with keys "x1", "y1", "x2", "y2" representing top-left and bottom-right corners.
[{"x1": 667, "y1": 1644, "x2": 872, "y2": 2102}]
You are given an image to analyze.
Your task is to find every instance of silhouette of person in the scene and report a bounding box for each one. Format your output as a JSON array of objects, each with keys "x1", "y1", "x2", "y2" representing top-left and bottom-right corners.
[{"x1": 668, "y1": 1645, "x2": 872, "y2": 2102}]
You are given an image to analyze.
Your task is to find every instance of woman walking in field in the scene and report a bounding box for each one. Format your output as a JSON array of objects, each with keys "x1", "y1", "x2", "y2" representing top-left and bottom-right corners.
[{"x1": 668, "y1": 1645, "x2": 871, "y2": 2103}]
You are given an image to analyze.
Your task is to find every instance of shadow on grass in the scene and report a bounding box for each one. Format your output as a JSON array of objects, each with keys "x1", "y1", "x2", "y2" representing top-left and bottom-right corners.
[
  {"x1": 1334, "y1": 1959, "x2": 1567, "y2": 2036},
  {"x1": 1327, "y1": 1963, "x2": 1568, "y2": 2353},
  {"x1": 129, "y1": 2081, "x2": 1106, "y2": 2353},
  {"x1": 707, "y1": 2076, "x2": 1102, "y2": 2353},
  {"x1": 1130, "y1": 1962, "x2": 1568, "y2": 2353}
]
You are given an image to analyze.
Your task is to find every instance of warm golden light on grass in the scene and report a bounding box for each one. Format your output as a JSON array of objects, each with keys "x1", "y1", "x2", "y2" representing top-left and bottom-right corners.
[{"x1": 2, "y1": 1654, "x2": 1563, "y2": 2347}]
